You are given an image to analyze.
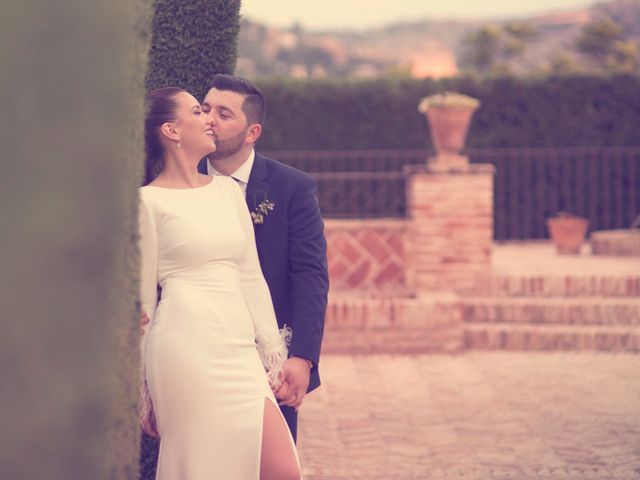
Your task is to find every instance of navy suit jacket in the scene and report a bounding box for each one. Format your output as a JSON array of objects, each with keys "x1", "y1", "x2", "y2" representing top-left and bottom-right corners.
[{"x1": 198, "y1": 152, "x2": 329, "y2": 392}]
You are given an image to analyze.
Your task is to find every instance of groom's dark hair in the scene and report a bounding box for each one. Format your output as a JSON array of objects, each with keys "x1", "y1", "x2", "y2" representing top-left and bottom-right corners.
[{"x1": 208, "y1": 74, "x2": 266, "y2": 126}]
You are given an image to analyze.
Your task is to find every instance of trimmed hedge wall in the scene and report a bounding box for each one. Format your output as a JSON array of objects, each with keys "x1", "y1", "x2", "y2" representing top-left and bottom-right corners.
[
  {"x1": 256, "y1": 75, "x2": 640, "y2": 150},
  {"x1": 0, "y1": 1, "x2": 149, "y2": 478},
  {"x1": 146, "y1": 0, "x2": 241, "y2": 99}
]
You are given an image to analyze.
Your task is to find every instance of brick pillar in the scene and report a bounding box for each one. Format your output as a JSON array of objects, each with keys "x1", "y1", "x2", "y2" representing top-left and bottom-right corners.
[{"x1": 406, "y1": 163, "x2": 495, "y2": 295}]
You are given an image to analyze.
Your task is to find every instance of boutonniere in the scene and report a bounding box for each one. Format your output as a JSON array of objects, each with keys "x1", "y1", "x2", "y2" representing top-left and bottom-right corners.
[{"x1": 251, "y1": 192, "x2": 275, "y2": 224}]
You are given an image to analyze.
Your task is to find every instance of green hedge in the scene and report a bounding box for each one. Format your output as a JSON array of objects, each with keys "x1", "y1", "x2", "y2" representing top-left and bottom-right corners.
[
  {"x1": 256, "y1": 75, "x2": 640, "y2": 150},
  {"x1": 146, "y1": 0, "x2": 240, "y2": 99},
  {"x1": 0, "y1": 0, "x2": 149, "y2": 478}
]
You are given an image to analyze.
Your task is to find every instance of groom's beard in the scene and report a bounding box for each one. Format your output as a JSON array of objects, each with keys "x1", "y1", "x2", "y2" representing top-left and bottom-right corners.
[{"x1": 209, "y1": 130, "x2": 246, "y2": 161}]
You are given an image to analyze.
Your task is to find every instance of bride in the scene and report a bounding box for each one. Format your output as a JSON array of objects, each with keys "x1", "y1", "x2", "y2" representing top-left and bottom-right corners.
[{"x1": 138, "y1": 86, "x2": 301, "y2": 480}]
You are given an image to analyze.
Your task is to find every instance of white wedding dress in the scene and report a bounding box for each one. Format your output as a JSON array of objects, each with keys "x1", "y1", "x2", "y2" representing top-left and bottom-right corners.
[{"x1": 138, "y1": 175, "x2": 299, "y2": 479}]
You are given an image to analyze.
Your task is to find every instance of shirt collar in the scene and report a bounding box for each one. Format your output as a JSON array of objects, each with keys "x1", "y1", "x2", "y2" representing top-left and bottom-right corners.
[{"x1": 207, "y1": 149, "x2": 255, "y2": 184}]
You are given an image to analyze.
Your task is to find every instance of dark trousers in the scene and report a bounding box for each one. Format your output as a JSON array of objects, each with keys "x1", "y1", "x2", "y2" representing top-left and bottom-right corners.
[
  {"x1": 139, "y1": 404, "x2": 299, "y2": 479},
  {"x1": 279, "y1": 404, "x2": 298, "y2": 443},
  {"x1": 139, "y1": 433, "x2": 159, "y2": 480}
]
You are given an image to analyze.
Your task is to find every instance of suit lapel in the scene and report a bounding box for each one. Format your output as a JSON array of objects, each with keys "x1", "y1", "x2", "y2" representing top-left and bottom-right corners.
[
  {"x1": 197, "y1": 157, "x2": 208, "y2": 175},
  {"x1": 246, "y1": 152, "x2": 270, "y2": 214}
]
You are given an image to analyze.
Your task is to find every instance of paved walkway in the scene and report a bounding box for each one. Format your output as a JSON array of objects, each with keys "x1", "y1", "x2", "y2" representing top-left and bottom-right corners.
[{"x1": 297, "y1": 352, "x2": 640, "y2": 479}]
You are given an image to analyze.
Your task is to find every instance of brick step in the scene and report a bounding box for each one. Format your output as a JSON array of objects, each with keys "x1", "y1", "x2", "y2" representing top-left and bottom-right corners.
[
  {"x1": 476, "y1": 274, "x2": 640, "y2": 297},
  {"x1": 465, "y1": 322, "x2": 640, "y2": 351},
  {"x1": 463, "y1": 297, "x2": 640, "y2": 326},
  {"x1": 323, "y1": 295, "x2": 463, "y2": 353}
]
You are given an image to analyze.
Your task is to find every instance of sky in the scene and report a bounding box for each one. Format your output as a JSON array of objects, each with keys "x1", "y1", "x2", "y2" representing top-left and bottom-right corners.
[{"x1": 240, "y1": 0, "x2": 597, "y2": 30}]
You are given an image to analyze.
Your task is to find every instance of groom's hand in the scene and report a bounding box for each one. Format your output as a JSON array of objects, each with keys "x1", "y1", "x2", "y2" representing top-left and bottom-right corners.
[{"x1": 277, "y1": 357, "x2": 311, "y2": 410}]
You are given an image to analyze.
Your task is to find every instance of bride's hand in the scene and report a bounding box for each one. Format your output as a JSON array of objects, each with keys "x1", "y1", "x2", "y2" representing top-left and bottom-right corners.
[
  {"x1": 141, "y1": 413, "x2": 159, "y2": 438},
  {"x1": 140, "y1": 380, "x2": 159, "y2": 438},
  {"x1": 140, "y1": 311, "x2": 151, "y2": 335}
]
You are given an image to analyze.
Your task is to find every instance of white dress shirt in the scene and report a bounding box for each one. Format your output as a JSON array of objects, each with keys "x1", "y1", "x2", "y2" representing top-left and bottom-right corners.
[{"x1": 207, "y1": 149, "x2": 255, "y2": 197}]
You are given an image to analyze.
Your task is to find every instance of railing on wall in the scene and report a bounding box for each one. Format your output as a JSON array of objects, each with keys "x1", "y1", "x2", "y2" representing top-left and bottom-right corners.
[
  {"x1": 265, "y1": 149, "x2": 426, "y2": 218},
  {"x1": 264, "y1": 147, "x2": 640, "y2": 241}
]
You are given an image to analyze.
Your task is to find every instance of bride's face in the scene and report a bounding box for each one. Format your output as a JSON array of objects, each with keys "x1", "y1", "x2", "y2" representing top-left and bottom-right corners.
[{"x1": 167, "y1": 92, "x2": 216, "y2": 157}]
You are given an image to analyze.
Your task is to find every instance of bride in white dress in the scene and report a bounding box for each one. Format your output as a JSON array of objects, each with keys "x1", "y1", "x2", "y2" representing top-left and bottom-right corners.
[{"x1": 138, "y1": 87, "x2": 301, "y2": 480}]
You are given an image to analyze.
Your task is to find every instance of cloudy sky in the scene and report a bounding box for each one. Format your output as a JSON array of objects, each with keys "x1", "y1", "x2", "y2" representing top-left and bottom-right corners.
[{"x1": 240, "y1": 0, "x2": 596, "y2": 30}]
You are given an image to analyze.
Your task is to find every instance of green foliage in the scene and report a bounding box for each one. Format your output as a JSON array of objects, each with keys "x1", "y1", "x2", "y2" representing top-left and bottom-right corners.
[
  {"x1": 146, "y1": 0, "x2": 241, "y2": 99},
  {"x1": 609, "y1": 40, "x2": 640, "y2": 73},
  {"x1": 460, "y1": 26, "x2": 503, "y2": 74},
  {"x1": 256, "y1": 75, "x2": 640, "y2": 151},
  {"x1": 577, "y1": 16, "x2": 625, "y2": 66},
  {"x1": 575, "y1": 15, "x2": 640, "y2": 75},
  {"x1": 460, "y1": 22, "x2": 537, "y2": 76}
]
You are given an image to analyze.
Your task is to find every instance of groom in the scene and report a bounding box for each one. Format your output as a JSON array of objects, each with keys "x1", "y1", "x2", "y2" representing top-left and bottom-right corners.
[{"x1": 199, "y1": 74, "x2": 328, "y2": 439}]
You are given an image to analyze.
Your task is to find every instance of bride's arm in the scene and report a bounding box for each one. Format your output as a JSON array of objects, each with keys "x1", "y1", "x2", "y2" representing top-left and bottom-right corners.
[
  {"x1": 139, "y1": 196, "x2": 158, "y2": 323},
  {"x1": 138, "y1": 194, "x2": 159, "y2": 437},
  {"x1": 228, "y1": 178, "x2": 290, "y2": 390}
]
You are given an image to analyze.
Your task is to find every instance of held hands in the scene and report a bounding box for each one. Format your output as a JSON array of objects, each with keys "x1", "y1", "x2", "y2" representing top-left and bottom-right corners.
[{"x1": 274, "y1": 356, "x2": 312, "y2": 411}]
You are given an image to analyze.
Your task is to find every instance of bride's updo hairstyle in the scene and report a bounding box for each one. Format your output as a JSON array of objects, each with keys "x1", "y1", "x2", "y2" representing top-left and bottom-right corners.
[{"x1": 143, "y1": 87, "x2": 186, "y2": 185}]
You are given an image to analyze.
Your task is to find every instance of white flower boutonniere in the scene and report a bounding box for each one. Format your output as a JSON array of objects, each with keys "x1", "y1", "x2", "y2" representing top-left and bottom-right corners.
[{"x1": 250, "y1": 197, "x2": 275, "y2": 224}]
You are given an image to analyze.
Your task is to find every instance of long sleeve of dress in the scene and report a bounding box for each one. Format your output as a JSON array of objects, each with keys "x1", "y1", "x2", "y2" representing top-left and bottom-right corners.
[
  {"x1": 138, "y1": 194, "x2": 158, "y2": 430},
  {"x1": 227, "y1": 177, "x2": 291, "y2": 389},
  {"x1": 139, "y1": 196, "x2": 159, "y2": 323}
]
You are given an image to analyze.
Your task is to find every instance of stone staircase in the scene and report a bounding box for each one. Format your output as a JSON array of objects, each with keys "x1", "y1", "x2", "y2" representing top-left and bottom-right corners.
[
  {"x1": 322, "y1": 294, "x2": 463, "y2": 354},
  {"x1": 464, "y1": 274, "x2": 640, "y2": 352},
  {"x1": 322, "y1": 273, "x2": 640, "y2": 354}
]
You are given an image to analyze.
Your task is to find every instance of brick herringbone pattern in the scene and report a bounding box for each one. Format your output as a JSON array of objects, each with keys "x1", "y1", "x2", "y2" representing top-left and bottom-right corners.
[
  {"x1": 298, "y1": 353, "x2": 640, "y2": 479},
  {"x1": 326, "y1": 221, "x2": 407, "y2": 292}
]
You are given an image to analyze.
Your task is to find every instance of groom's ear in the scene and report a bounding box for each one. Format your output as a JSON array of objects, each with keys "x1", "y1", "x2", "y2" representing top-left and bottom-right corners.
[{"x1": 245, "y1": 123, "x2": 262, "y2": 144}]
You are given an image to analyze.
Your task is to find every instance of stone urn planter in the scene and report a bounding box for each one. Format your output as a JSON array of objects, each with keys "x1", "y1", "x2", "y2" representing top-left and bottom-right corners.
[
  {"x1": 418, "y1": 92, "x2": 480, "y2": 170},
  {"x1": 546, "y1": 212, "x2": 590, "y2": 255}
]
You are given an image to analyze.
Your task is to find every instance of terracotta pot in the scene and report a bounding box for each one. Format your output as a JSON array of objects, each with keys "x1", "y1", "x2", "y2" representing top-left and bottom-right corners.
[
  {"x1": 425, "y1": 106, "x2": 478, "y2": 154},
  {"x1": 547, "y1": 215, "x2": 590, "y2": 255}
]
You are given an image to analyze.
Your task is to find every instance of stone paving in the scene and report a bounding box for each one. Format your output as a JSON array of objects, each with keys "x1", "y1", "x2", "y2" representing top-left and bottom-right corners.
[
  {"x1": 297, "y1": 352, "x2": 640, "y2": 479},
  {"x1": 491, "y1": 242, "x2": 639, "y2": 276}
]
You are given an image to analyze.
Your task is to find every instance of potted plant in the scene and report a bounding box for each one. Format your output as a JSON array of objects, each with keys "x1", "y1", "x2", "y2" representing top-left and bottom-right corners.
[
  {"x1": 546, "y1": 211, "x2": 590, "y2": 255},
  {"x1": 418, "y1": 92, "x2": 480, "y2": 159}
]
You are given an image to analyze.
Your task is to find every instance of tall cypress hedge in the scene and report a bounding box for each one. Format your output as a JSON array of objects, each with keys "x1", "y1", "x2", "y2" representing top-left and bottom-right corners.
[
  {"x1": 256, "y1": 75, "x2": 640, "y2": 150},
  {"x1": 146, "y1": 0, "x2": 241, "y2": 99}
]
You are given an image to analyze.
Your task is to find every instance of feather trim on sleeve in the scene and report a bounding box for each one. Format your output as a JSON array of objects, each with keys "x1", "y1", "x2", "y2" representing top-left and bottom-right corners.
[{"x1": 256, "y1": 325, "x2": 292, "y2": 390}]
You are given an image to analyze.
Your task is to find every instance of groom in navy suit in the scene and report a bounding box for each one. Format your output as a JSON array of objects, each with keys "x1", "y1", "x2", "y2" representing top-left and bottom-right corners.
[{"x1": 198, "y1": 74, "x2": 329, "y2": 441}]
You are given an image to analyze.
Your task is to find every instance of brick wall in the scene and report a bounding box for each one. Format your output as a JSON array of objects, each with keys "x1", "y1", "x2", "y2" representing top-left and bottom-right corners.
[
  {"x1": 325, "y1": 219, "x2": 410, "y2": 294},
  {"x1": 407, "y1": 164, "x2": 494, "y2": 295}
]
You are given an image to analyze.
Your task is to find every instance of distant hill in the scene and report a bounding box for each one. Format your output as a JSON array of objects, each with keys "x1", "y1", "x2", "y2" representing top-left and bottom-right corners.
[{"x1": 236, "y1": 0, "x2": 640, "y2": 78}]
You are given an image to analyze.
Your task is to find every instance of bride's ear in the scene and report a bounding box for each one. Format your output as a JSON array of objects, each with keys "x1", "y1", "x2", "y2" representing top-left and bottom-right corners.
[{"x1": 160, "y1": 122, "x2": 180, "y2": 142}]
